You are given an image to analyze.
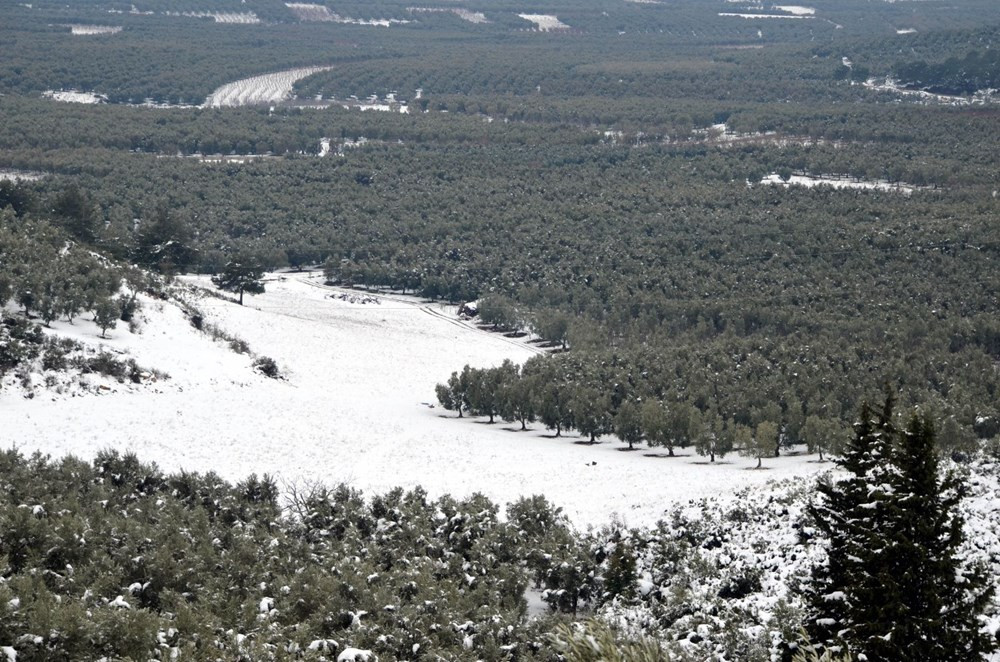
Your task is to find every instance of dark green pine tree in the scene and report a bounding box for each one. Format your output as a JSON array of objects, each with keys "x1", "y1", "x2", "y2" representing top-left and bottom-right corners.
[
  {"x1": 804, "y1": 397, "x2": 994, "y2": 661},
  {"x1": 805, "y1": 399, "x2": 897, "y2": 657},
  {"x1": 212, "y1": 259, "x2": 265, "y2": 305},
  {"x1": 875, "y1": 414, "x2": 994, "y2": 660}
]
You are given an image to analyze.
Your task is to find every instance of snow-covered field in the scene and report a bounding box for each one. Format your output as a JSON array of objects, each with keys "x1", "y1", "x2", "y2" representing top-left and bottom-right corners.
[
  {"x1": 166, "y1": 11, "x2": 261, "y2": 23},
  {"x1": 284, "y1": 3, "x2": 336, "y2": 21},
  {"x1": 67, "y1": 24, "x2": 122, "y2": 35},
  {"x1": 761, "y1": 172, "x2": 920, "y2": 194},
  {"x1": 0, "y1": 169, "x2": 46, "y2": 182},
  {"x1": 284, "y1": 4, "x2": 408, "y2": 26},
  {"x1": 3, "y1": 272, "x2": 825, "y2": 528},
  {"x1": 204, "y1": 66, "x2": 332, "y2": 107},
  {"x1": 773, "y1": 5, "x2": 815, "y2": 15},
  {"x1": 518, "y1": 14, "x2": 570, "y2": 30},
  {"x1": 719, "y1": 12, "x2": 814, "y2": 19},
  {"x1": 862, "y1": 77, "x2": 998, "y2": 105},
  {"x1": 42, "y1": 89, "x2": 106, "y2": 104},
  {"x1": 408, "y1": 7, "x2": 489, "y2": 24}
]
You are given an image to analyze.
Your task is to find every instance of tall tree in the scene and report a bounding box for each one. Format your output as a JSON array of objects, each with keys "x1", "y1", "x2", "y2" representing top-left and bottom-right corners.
[
  {"x1": 212, "y1": 259, "x2": 265, "y2": 305},
  {"x1": 804, "y1": 398, "x2": 994, "y2": 660}
]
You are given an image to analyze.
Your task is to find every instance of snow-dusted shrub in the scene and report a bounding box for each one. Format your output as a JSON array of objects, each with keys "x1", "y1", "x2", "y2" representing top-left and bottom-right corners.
[{"x1": 253, "y1": 355, "x2": 279, "y2": 377}]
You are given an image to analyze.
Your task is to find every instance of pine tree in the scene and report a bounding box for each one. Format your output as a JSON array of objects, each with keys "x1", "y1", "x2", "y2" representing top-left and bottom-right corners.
[
  {"x1": 212, "y1": 259, "x2": 265, "y2": 305},
  {"x1": 804, "y1": 397, "x2": 994, "y2": 661}
]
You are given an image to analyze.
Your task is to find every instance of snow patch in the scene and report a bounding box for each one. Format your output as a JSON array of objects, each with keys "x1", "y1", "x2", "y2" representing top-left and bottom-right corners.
[
  {"x1": 772, "y1": 5, "x2": 815, "y2": 15},
  {"x1": 42, "y1": 90, "x2": 106, "y2": 104},
  {"x1": 0, "y1": 169, "x2": 46, "y2": 182},
  {"x1": 518, "y1": 14, "x2": 569, "y2": 31},
  {"x1": 761, "y1": 172, "x2": 919, "y2": 194},
  {"x1": 204, "y1": 66, "x2": 333, "y2": 108},
  {"x1": 166, "y1": 11, "x2": 260, "y2": 23},
  {"x1": 284, "y1": 4, "x2": 408, "y2": 26},
  {"x1": 67, "y1": 24, "x2": 122, "y2": 35},
  {"x1": 407, "y1": 7, "x2": 489, "y2": 24},
  {"x1": 718, "y1": 12, "x2": 814, "y2": 19}
]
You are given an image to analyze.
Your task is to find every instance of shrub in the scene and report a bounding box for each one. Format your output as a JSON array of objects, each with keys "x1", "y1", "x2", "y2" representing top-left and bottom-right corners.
[{"x1": 253, "y1": 356, "x2": 280, "y2": 378}]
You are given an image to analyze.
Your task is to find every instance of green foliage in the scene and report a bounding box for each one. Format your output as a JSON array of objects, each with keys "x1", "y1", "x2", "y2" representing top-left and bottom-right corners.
[
  {"x1": 0, "y1": 450, "x2": 590, "y2": 661},
  {"x1": 211, "y1": 257, "x2": 265, "y2": 305},
  {"x1": 805, "y1": 397, "x2": 995, "y2": 660}
]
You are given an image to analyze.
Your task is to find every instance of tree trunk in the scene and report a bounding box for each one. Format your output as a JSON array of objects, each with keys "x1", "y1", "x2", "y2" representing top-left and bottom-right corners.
[
  {"x1": 555, "y1": 423, "x2": 561, "y2": 437},
  {"x1": 757, "y1": 456, "x2": 762, "y2": 469},
  {"x1": 238, "y1": 288, "x2": 244, "y2": 305},
  {"x1": 520, "y1": 418, "x2": 526, "y2": 431},
  {"x1": 589, "y1": 432, "x2": 596, "y2": 443},
  {"x1": 710, "y1": 451, "x2": 715, "y2": 463},
  {"x1": 489, "y1": 413, "x2": 494, "y2": 423}
]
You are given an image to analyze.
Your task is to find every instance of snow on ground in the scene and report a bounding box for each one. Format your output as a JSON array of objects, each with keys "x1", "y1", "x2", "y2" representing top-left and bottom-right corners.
[
  {"x1": 284, "y1": 4, "x2": 409, "y2": 26},
  {"x1": 518, "y1": 14, "x2": 569, "y2": 31},
  {"x1": 896, "y1": 27, "x2": 917, "y2": 34},
  {"x1": 761, "y1": 172, "x2": 919, "y2": 194},
  {"x1": 67, "y1": 24, "x2": 122, "y2": 35},
  {"x1": 861, "y1": 77, "x2": 998, "y2": 106},
  {"x1": 718, "y1": 12, "x2": 814, "y2": 19},
  {"x1": 204, "y1": 66, "x2": 332, "y2": 108},
  {"x1": 166, "y1": 11, "x2": 261, "y2": 24},
  {"x1": 3, "y1": 271, "x2": 825, "y2": 529},
  {"x1": 772, "y1": 5, "x2": 815, "y2": 15},
  {"x1": 42, "y1": 89, "x2": 106, "y2": 104},
  {"x1": 407, "y1": 8, "x2": 489, "y2": 24},
  {"x1": 0, "y1": 169, "x2": 46, "y2": 182}
]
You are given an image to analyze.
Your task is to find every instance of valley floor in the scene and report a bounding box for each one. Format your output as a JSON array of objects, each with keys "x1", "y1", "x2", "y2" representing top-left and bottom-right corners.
[{"x1": 3, "y1": 271, "x2": 826, "y2": 527}]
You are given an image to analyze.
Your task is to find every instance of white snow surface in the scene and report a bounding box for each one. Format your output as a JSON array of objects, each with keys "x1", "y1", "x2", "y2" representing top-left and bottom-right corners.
[
  {"x1": 407, "y1": 7, "x2": 489, "y2": 24},
  {"x1": 772, "y1": 5, "x2": 815, "y2": 15},
  {"x1": 284, "y1": 4, "x2": 408, "y2": 26},
  {"x1": 518, "y1": 14, "x2": 569, "y2": 30},
  {"x1": 761, "y1": 172, "x2": 919, "y2": 194},
  {"x1": 166, "y1": 11, "x2": 260, "y2": 23},
  {"x1": 42, "y1": 90, "x2": 106, "y2": 104},
  {"x1": 3, "y1": 272, "x2": 825, "y2": 528},
  {"x1": 204, "y1": 66, "x2": 332, "y2": 107},
  {"x1": 719, "y1": 12, "x2": 814, "y2": 19},
  {"x1": 68, "y1": 24, "x2": 122, "y2": 34},
  {"x1": 0, "y1": 169, "x2": 46, "y2": 182}
]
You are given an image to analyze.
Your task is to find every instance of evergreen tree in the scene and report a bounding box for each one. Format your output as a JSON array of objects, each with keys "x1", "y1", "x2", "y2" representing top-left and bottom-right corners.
[
  {"x1": 804, "y1": 398, "x2": 994, "y2": 660},
  {"x1": 212, "y1": 259, "x2": 265, "y2": 305}
]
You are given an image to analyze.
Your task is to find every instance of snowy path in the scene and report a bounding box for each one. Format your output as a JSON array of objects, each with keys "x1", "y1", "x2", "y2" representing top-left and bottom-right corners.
[{"x1": 3, "y1": 272, "x2": 824, "y2": 527}]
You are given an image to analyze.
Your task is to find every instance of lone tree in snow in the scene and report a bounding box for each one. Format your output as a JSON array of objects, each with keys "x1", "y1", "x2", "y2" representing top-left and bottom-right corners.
[
  {"x1": 212, "y1": 259, "x2": 265, "y2": 305},
  {"x1": 803, "y1": 395, "x2": 994, "y2": 660}
]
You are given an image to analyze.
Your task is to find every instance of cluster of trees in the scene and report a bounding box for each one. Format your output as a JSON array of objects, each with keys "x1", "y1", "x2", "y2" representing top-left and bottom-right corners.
[
  {"x1": 0, "y1": 208, "x2": 141, "y2": 337},
  {"x1": 0, "y1": 448, "x2": 611, "y2": 660},
  {"x1": 894, "y1": 48, "x2": 1000, "y2": 95},
  {"x1": 436, "y1": 356, "x2": 854, "y2": 465}
]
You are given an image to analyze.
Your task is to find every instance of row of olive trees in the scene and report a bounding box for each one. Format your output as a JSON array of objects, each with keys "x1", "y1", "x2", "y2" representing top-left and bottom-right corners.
[{"x1": 436, "y1": 356, "x2": 850, "y2": 465}]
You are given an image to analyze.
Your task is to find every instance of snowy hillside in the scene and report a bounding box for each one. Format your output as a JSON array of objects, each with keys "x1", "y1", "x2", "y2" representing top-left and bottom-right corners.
[{"x1": 3, "y1": 271, "x2": 826, "y2": 527}]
